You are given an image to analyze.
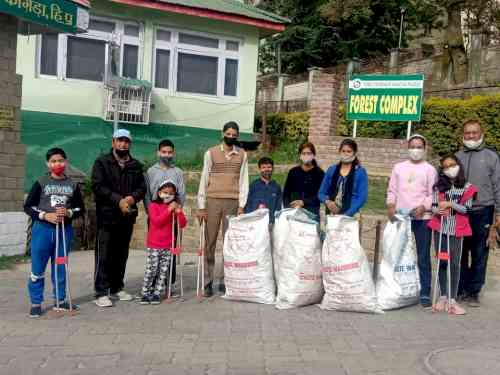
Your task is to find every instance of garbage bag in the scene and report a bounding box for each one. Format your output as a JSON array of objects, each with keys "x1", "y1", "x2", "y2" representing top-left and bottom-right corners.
[
  {"x1": 222, "y1": 208, "x2": 276, "y2": 304},
  {"x1": 376, "y1": 215, "x2": 420, "y2": 310},
  {"x1": 272, "y1": 208, "x2": 317, "y2": 286},
  {"x1": 319, "y1": 215, "x2": 382, "y2": 313},
  {"x1": 275, "y1": 213, "x2": 323, "y2": 309}
]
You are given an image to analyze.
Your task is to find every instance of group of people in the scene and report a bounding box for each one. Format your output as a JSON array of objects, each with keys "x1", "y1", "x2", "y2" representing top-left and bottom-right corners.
[{"x1": 24, "y1": 119, "x2": 499, "y2": 318}]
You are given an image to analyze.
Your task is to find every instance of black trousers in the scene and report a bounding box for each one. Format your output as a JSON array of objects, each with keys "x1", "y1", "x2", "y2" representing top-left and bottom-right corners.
[{"x1": 94, "y1": 220, "x2": 134, "y2": 298}]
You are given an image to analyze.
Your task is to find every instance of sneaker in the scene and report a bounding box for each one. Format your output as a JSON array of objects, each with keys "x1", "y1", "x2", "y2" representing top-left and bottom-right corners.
[
  {"x1": 29, "y1": 305, "x2": 42, "y2": 318},
  {"x1": 448, "y1": 300, "x2": 467, "y2": 315},
  {"x1": 111, "y1": 291, "x2": 133, "y2": 301},
  {"x1": 420, "y1": 296, "x2": 432, "y2": 308},
  {"x1": 218, "y1": 283, "x2": 226, "y2": 294},
  {"x1": 204, "y1": 282, "x2": 213, "y2": 298},
  {"x1": 433, "y1": 297, "x2": 448, "y2": 312},
  {"x1": 150, "y1": 295, "x2": 161, "y2": 305},
  {"x1": 53, "y1": 301, "x2": 80, "y2": 311},
  {"x1": 139, "y1": 296, "x2": 151, "y2": 305},
  {"x1": 467, "y1": 294, "x2": 480, "y2": 308},
  {"x1": 95, "y1": 296, "x2": 113, "y2": 307}
]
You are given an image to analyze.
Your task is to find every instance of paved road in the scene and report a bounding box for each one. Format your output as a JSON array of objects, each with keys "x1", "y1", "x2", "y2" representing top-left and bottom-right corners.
[{"x1": 1, "y1": 250, "x2": 499, "y2": 375}]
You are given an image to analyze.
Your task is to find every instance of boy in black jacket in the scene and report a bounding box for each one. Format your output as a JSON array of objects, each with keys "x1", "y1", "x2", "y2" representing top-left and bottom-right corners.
[
  {"x1": 24, "y1": 147, "x2": 85, "y2": 318},
  {"x1": 91, "y1": 129, "x2": 146, "y2": 307}
]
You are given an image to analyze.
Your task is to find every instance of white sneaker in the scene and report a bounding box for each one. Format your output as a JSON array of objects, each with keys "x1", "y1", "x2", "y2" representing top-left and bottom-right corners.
[
  {"x1": 111, "y1": 290, "x2": 133, "y2": 301},
  {"x1": 95, "y1": 296, "x2": 113, "y2": 307}
]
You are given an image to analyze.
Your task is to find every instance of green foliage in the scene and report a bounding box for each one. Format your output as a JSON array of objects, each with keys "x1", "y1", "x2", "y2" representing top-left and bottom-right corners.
[
  {"x1": 254, "y1": 112, "x2": 309, "y2": 142},
  {"x1": 0, "y1": 255, "x2": 30, "y2": 270},
  {"x1": 338, "y1": 94, "x2": 500, "y2": 156}
]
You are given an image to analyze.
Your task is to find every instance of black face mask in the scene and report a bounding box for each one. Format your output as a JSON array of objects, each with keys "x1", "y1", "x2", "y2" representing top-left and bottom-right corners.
[
  {"x1": 160, "y1": 156, "x2": 175, "y2": 166},
  {"x1": 224, "y1": 137, "x2": 239, "y2": 147},
  {"x1": 115, "y1": 149, "x2": 129, "y2": 158},
  {"x1": 261, "y1": 171, "x2": 272, "y2": 180}
]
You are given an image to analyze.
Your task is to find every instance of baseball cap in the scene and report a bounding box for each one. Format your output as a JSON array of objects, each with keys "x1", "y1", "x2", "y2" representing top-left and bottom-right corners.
[{"x1": 113, "y1": 128, "x2": 132, "y2": 140}]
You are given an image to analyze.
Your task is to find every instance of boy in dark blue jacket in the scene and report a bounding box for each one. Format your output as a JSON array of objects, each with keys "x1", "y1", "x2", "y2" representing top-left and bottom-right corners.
[{"x1": 24, "y1": 148, "x2": 85, "y2": 318}]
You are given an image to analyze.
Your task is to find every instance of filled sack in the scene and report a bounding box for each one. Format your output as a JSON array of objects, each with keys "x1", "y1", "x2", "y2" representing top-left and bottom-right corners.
[
  {"x1": 275, "y1": 212, "x2": 323, "y2": 309},
  {"x1": 376, "y1": 215, "x2": 420, "y2": 310},
  {"x1": 319, "y1": 215, "x2": 382, "y2": 313},
  {"x1": 222, "y1": 208, "x2": 276, "y2": 304}
]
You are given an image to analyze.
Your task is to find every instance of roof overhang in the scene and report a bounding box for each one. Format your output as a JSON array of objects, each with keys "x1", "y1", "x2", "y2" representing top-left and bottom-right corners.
[
  {"x1": 1, "y1": 0, "x2": 90, "y2": 34},
  {"x1": 109, "y1": 0, "x2": 285, "y2": 35}
]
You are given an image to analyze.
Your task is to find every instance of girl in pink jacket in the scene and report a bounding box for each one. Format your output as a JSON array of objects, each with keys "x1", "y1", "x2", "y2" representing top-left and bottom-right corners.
[
  {"x1": 428, "y1": 155, "x2": 477, "y2": 315},
  {"x1": 140, "y1": 181, "x2": 187, "y2": 305}
]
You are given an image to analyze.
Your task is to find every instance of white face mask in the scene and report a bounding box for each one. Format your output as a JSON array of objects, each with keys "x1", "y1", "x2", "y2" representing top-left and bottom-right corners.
[
  {"x1": 159, "y1": 192, "x2": 174, "y2": 203},
  {"x1": 300, "y1": 155, "x2": 314, "y2": 165},
  {"x1": 443, "y1": 165, "x2": 460, "y2": 179},
  {"x1": 340, "y1": 155, "x2": 355, "y2": 164},
  {"x1": 463, "y1": 136, "x2": 483, "y2": 150},
  {"x1": 408, "y1": 148, "x2": 425, "y2": 161}
]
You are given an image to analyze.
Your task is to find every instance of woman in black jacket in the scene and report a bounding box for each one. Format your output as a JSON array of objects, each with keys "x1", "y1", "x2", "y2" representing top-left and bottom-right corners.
[{"x1": 283, "y1": 142, "x2": 325, "y2": 220}]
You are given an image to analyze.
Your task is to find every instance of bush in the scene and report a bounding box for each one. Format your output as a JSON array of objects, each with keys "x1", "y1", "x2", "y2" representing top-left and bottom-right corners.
[
  {"x1": 254, "y1": 112, "x2": 309, "y2": 143},
  {"x1": 337, "y1": 94, "x2": 500, "y2": 156}
]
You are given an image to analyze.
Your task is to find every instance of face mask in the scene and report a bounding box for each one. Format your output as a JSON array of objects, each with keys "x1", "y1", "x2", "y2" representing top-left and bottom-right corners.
[
  {"x1": 160, "y1": 156, "x2": 175, "y2": 166},
  {"x1": 224, "y1": 136, "x2": 238, "y2": 147},
  {"x1": 261, "y1": 171, "x2": 272, "y2": 180},
  {"x1": 159, "y1": 192, "x2": 175, "y2": 203},
  {"x1": 50, "y1": 165, "x2": 66, "y2": 176},
  {"x1": 300, "y1": 155, "x2": 314, "y2": 165},
  {"x1": 115, "y1": 149, "x2": 129, "y2": 158},
  {"x1": 408, "y1": 148, "x2": 425, "y2": 161},
  {"x1": 443, "y1": 165, "x2": 460, "y2": 179},
  {"x1": 340, "y1": 155, "x2": 356, "y2": 164},
  {"x1": 463, "y1": 136, "x2": 483, "y2": 150}
]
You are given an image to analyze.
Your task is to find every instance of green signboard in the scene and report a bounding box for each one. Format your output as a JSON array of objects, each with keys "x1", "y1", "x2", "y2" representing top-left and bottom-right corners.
[
  {"x1": 0, "y1": 0, "x2": 89, "y2": 33},
  {"x1": 347, "y1": 74, "x2": 424, "y2": 122}
]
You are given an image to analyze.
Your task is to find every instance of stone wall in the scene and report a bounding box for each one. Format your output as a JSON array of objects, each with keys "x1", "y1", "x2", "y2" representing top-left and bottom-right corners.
[{"x1": 0, "y1": 15, "x2": 27, "y2": 256}]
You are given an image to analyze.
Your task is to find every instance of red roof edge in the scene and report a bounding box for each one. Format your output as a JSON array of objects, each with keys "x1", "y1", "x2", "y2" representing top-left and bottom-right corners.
[
  {"x1": 72, "y1": 0, "x2": 91, "y2": 7},
  {"x1": 110, "y1": 0, "x2": 285, "y2": 32}
]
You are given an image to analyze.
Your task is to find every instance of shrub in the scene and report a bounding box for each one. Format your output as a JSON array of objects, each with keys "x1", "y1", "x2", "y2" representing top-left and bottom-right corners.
[
  {"x1": 337, "y1": 94, "x2": 500, "y2": 156},
  {"x1": 254, "y1": 112, "x2": 309, "y2": 143}
]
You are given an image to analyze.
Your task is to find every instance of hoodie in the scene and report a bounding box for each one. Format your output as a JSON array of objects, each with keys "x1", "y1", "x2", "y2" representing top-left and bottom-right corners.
[{"x1": 145, "y1": 162, "x2": 185, "y2": 210}]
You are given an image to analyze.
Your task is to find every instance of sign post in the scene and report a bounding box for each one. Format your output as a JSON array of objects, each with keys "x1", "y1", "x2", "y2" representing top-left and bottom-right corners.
[{"x1": 347, "y1": 74, "x2": 424, "y2": 137}]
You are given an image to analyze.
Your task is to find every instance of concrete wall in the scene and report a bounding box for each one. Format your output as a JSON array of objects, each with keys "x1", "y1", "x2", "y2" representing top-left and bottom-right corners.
[
  {"x1": 0, "y1": 14, "x2": 27, "y2": 256},
  {"x1": 16, "y1": 0, "x2": 261, "y2": 133}
]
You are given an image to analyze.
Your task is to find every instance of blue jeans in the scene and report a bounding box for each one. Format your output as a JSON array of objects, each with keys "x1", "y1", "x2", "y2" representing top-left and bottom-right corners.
[
  {"x1": 459, "y1": 206, "x2": 494, "y2": 296},
  {"x1": 28, "y1": 221, "x2": 73, "y2": 305},
  {"x1": 411, "y1": 219, "x2": 432, "y2": 298}
]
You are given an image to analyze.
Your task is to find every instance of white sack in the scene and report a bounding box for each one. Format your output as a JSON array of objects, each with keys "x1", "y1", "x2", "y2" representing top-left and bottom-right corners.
[
  {"x1": 222, "y1": 208, "x2": 276, "y2": 304},
  {"x1": 376, "y1": 215, "x2": 420, "y2": 310},
  {"x1": 275, "y1": 213, "x2": 323, "y2": 309},
  {"x1": 319, "y1": 215, "x2": 382, "y2": 313}
]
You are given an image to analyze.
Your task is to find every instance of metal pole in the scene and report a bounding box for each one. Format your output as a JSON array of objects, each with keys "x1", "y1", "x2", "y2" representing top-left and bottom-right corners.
[
  {"x1": 372, "y1": 220, "x2": 382, "y2": 282},
  {"x1": 113, "y1": 87, "x2": 119, "y2": 133},
  {"x1": 398, "y1": 8, "x2": 406, "y2": 50},
  {"x1": 406, "y1": 120, "x2": 412, "y2": 140},
  {"x1": 353, "y1": 120, "x2": 358, "y2": 138}
]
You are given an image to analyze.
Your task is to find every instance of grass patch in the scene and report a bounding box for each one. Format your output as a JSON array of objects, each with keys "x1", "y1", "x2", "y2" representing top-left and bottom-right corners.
[
  {"x1": 249, "y1": 140, "x2": 301, "y2": 165},
  {"x1": 0, "y1": 255, "x2": 30, "y2": 270}
]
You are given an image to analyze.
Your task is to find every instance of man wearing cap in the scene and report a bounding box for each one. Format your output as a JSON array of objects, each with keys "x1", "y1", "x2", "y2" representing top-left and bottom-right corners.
[
  {"x1": 91, "y1": 129, "x2": 146, "y2": 307},
  {"x1": 197, "y1": 122, "x2": 249, "y2": 297},
  {"x1": 386, "y1": 134, "x2": 438, "y2": 308},
  {"x1": 456, "y1": 119, "x2": 500, "y2": 307}
]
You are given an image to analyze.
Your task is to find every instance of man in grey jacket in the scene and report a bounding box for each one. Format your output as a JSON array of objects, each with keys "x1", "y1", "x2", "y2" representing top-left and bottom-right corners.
[
  {"x1": 145, "y1": 139, "x2": 185, "y2": 292},
  {"x1": 456, "y1": 119, "x2": 500, "y2": 307}
]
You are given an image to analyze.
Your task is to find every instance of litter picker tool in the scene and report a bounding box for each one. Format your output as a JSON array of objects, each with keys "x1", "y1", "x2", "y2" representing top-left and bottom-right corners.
[
  {"x1": 177, "y1": 214, "x2": 185, "y2": 301},
  {"x1": 165, "y1": 212, "x2": 176, "y2": 303},
  {"x1": 431, "y1": 214, "x2": 452, "y2": 314},
  {"x1": 196, "y1": 219, "x2": 206, "y2": 301}
]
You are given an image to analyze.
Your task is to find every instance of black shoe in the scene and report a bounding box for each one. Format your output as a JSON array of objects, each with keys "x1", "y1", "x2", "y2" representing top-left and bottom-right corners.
[
  {"x1": 150, "y1": 295, "x2": 161, "y2": 305},
  {"x1": 457, "y1": 293, "x2": 469, "y2": 302},
  {"x1": 467, "y1": 294, "x2": 480, "y2": 307},
  {"x1": 420, "y1": 296, "x2": 432, "y2": 308},
  {"x1": 218, "y1": 283, "x2": 226, "y2": 294},
  {"x1": 139, "y1": 296, "x2": 151, "y2": 305},
  {"x1": 53, "y1": 301, "x2": 80, "y2": 311},
  {"x1": 204, "y1": 282, "x2": 213, "y2": 297},
  {"x1": 29, "y1": 305, "x2": 42, "y2": 318}
]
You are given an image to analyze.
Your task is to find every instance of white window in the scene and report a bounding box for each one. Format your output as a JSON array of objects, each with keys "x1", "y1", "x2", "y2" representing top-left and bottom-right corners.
[
  {"x1": 38, "y1": 16, "x2": 142, "y2": 82},
  {"x1": 153, "y1": 27, "x2": 241, "y2": 98}
]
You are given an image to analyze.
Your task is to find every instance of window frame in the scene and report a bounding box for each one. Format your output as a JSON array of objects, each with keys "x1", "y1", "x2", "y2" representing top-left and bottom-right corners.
[
  {"x1": 152, "y1": 25, "x2": 242, "y2": 99},
  {"x1": 37, "y1": 15, "x2": 143, "y2": 84}
]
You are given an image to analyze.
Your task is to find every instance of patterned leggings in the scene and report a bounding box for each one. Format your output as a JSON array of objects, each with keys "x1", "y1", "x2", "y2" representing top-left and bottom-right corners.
[{"x1": 141, "y1": 249, "x2": 172, "y2": 297}]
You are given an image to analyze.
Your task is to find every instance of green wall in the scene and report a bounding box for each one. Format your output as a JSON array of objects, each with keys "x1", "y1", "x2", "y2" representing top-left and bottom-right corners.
[{"x1": 21, "y1": 110, "x2": 233, "y2": 190}]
